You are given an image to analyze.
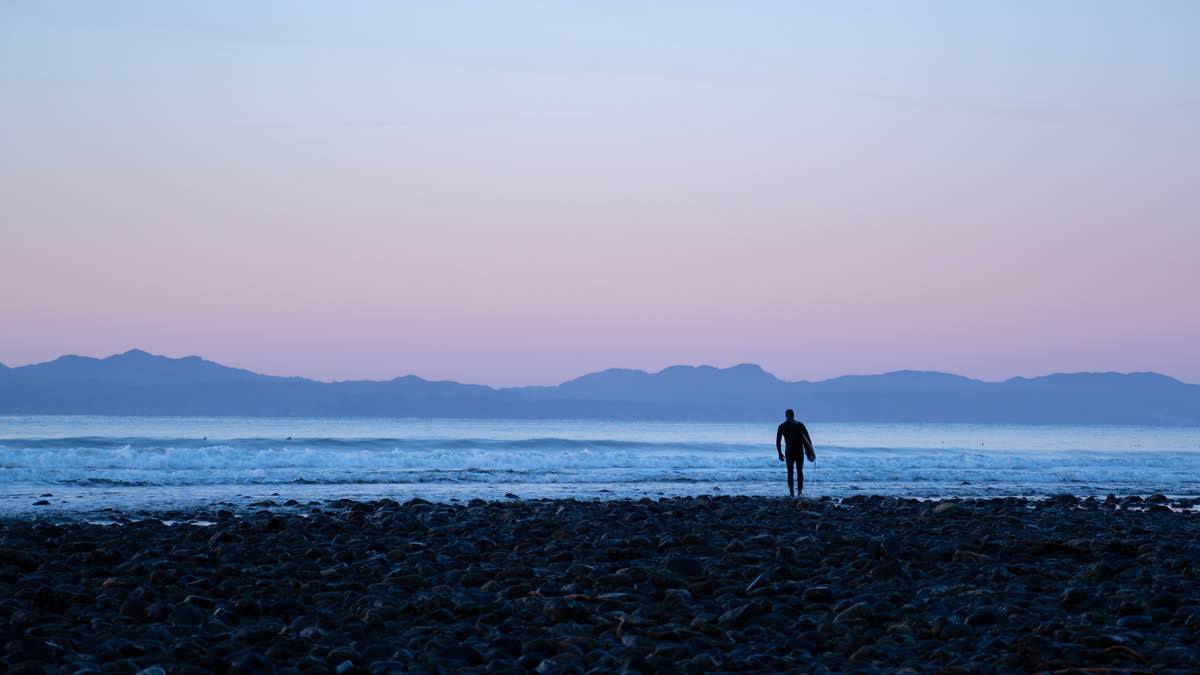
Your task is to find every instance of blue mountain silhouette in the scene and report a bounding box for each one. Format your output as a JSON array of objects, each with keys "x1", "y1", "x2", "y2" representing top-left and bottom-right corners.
[{"x1": 0, "y1": 350, "x2": 1196, "y2": 424}]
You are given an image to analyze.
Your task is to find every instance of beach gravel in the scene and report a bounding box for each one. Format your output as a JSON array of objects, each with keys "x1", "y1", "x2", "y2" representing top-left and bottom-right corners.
[{"x1": 1, "y1": 494, "x2": 1198, "y2": 673}]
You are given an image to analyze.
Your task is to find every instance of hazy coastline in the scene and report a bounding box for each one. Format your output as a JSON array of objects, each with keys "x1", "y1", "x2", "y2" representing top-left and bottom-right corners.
[{"x1": 4, "y1": 350, "x2": 1199, "y2": 424}]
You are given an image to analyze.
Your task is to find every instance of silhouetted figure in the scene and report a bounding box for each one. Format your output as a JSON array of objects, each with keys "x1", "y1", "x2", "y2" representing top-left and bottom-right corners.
[{"x1": 776, "y1": 409, "x2": 815, "y2": 497}]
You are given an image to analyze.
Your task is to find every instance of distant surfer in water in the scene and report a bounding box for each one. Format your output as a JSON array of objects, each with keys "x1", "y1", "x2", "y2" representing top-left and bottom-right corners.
[{"x1": 776, "y1": 409, "x2": 816, "y2": 497}]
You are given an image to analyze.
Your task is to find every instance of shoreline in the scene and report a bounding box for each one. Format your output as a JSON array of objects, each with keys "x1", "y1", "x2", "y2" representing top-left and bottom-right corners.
[
  {"x1": 2, "y1": 495, "x2": 1197, "y2": 673},
  {"x1": 7, "y1": 481, "x2": 1200, "y2": 523},
  {"x1": 5, "y1": 489, "x2": 1200, "y2": 524}
]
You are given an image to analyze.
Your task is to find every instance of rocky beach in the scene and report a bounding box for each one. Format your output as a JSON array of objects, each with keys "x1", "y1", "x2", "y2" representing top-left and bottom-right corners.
[{"x1": 2, "y1": 494, "x2": 1198, "y2": 674}]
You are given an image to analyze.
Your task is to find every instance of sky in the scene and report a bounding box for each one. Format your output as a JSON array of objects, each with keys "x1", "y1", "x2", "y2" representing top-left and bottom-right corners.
[{"x1": 2, "y1": 1, "x2": 1198, "y2": 386}]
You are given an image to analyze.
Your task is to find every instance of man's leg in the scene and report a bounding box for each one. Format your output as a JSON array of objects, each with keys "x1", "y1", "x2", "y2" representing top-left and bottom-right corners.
[
  {"x1": 785, "y1": 454, "x2": 795, "y2": 497},
  {"x1": 796, "y1": 465, "x2": 804, "y2": 496}
]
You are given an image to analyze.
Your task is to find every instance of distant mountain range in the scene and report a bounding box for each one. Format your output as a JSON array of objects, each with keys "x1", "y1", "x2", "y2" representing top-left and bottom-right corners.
[{"x1": 1, "y1": 349, "x2": 1197, "y2": 424}]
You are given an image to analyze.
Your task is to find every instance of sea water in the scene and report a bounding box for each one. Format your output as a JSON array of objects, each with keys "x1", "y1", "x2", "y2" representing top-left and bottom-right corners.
[{"x1": 1, "y1": 415, "x2": 1198, "y2": 516}]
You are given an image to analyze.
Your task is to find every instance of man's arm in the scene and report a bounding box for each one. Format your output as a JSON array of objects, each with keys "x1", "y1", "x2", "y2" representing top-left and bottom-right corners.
[
  {"x1": 776, "y1": 424, "x2": 784, "y2": 461},
  {"x1": 801, "y1": 424, "x2": 816, "y2": 462}
]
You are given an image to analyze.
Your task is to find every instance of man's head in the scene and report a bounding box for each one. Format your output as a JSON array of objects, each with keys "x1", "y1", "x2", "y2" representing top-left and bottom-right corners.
[{"x1": 785, "y1": 409, "x2": 794, "y2": 420}]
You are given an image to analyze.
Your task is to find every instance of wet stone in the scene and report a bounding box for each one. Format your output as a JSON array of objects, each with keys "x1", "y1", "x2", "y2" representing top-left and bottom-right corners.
[{"x1": 1, "y1": 494, "x2": 1197, "y2": 673}]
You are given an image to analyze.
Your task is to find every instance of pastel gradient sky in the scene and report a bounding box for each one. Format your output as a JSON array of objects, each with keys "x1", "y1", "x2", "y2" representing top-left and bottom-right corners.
[{"x1": 3, "y1": 2, "x2": 1198, "y2": 385}]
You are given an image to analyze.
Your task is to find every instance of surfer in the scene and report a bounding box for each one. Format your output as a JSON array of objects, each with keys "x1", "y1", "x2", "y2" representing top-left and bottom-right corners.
[{"x1": 776, "y1": 409, "x2": 816, "y2": 497}]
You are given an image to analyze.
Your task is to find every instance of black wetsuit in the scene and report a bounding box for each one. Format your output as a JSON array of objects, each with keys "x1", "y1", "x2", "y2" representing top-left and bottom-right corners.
[{"x1": 776, "y1": 419, "x2": 814, "y2": 496}]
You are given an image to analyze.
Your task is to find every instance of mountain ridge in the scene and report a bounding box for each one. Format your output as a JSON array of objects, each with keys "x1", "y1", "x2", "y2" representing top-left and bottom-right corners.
[{"x1": 0, "y1": 350, "x2": 1196, "y2": 424}]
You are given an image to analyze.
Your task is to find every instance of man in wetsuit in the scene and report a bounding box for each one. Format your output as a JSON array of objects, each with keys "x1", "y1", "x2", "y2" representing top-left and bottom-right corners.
[{"x1": 776, "y1": 409, "x2": 816, "y2": 497}]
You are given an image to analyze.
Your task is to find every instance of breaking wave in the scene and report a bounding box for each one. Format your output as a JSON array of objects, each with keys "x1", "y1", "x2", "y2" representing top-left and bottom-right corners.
[{"x1": 2, "y1": 434, "x2": 1198, "y2": 495}]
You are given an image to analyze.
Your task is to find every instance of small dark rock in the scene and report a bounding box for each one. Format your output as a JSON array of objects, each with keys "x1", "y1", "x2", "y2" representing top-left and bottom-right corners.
[
  {"x1": 227, "y1": 649, "x2": 276, "y2": 675},
  {"x1": 664, "y1": 554, "x2": 705, "y2": 578},
  {"x1": 1059, "y1": 588, "x2": 1090, "y2": 608},
  {"x1": 169, "y1": 603, "x2": 207, "y2": 627},
  {"x1": 803, "y1": 586, "x2": 835, "y2": 604},
  {"x1": 967, "y1": 606, "x2": 1001, "y2": 626},
  {"x1": 1115, "y1": 615, "x2": 1155, "y2": 629}
]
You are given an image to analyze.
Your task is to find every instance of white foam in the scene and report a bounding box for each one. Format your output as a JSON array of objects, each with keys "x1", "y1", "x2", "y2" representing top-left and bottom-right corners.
[
  {"x1": 0, "y1": 440, "x2": 1196, "y2": 493},
  {"x1": 0, "y1": 417, "x2": 1197, "y2": 500}
]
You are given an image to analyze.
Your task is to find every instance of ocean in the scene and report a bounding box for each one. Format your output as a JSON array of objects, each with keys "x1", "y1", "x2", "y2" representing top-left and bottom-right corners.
[{"x1": 1, "y1": 415, "x2": 1198, "y2": 516}]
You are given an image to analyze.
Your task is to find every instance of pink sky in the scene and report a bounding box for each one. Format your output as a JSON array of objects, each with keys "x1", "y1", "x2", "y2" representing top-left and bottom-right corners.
[{"x1": 2, "y1": 3, "x2": 1198, "y2": 385}]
